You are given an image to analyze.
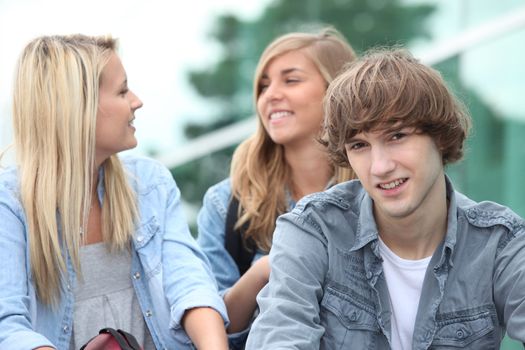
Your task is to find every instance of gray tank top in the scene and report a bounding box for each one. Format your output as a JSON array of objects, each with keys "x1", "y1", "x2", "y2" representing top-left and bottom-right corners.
[{"x1": 69, "y1": 242, "x2": 156, "y2": 350}]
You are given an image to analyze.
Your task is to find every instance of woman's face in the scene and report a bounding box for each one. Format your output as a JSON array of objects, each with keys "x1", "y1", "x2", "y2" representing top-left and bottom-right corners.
[
  {"x1": 95, "y1": 53, "x2": 142, "y2": 165},
  {"x1": 256, "y1": 49, "x2": 327, "y2": 148}
]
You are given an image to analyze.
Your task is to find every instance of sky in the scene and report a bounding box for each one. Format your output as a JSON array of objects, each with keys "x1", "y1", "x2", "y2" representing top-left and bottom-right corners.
[{"x1": 0, "y1": 0, "x2": 272, "y2": 160}]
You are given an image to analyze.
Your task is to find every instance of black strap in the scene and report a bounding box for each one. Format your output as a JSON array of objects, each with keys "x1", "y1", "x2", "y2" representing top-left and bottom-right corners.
[
  {"x1": 225, "y1": 197, "x2": 257, "y2": 276},
  {"x1": 79, "y1": 328, "x2": 142, "y2": 350}
]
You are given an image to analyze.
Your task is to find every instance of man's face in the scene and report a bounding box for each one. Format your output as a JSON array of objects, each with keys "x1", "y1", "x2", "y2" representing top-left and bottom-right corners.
[{"x1": 345, "y1": 127, "x2": 445, "y2": 225}]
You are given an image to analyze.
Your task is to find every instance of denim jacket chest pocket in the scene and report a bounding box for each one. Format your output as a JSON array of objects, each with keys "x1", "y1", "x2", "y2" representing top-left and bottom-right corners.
[
  {"x1": 133, "y1": 215, "x2": 161, "y2": 280},
  {"x1": 429, "y1": 306, "x2": 498, "y2": 349},
  {"x1": 319, "y1": 247, "x2": 385, "y2": 349},
  {"x1": 320, "y1": 287, "x2": 382, "y2": 349}
]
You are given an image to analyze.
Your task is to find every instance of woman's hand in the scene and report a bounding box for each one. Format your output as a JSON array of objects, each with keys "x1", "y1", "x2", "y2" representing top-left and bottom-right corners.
[{"x1": 223, "y1": 255, "x2": 270, "y2": 333}]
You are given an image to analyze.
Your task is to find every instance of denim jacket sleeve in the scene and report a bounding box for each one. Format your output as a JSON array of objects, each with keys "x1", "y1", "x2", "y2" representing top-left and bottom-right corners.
[
  {"x1": 492, "y1": 222, "x2": 525, "y2": 341},
  {"x1": 196, "y1": 179, "x2": 240, "y2": 294},
  {"x1": 246, "y1": 205, "x2": 328, "y2": 349},
  {"x1": 133, "y1": 159, "x2": 229, "y2": 341},
  {"x1": 0, "y1": 170, "x2": 55, "y2": 349},
  {"x1": 197, "y1": 179, "x2": 258, "y2": 348}
]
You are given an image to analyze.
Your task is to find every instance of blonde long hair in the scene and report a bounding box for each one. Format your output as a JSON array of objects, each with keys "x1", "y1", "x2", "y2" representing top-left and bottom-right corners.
[
  {"x1": 12, "y1": 35, "x2": 138, "y2": 305},
  {"x1": 230, "y1": 27, "x2": 357, "y2": 251}
]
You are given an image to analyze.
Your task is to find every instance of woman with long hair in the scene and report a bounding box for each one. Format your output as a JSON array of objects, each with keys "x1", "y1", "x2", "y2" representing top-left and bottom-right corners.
[
  {"x1": 197, "y1": 27, "x2": 356, "y2": 347},
  {"x1": 0, "y1": 34, "x2": 228, "y2": 350}
]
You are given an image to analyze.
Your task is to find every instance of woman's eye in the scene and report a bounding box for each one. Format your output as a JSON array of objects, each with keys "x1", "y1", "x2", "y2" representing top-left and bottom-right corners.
[
  {"x1": 286, "y1": 78, "x2": 300, "y2": 84},
  {"x1": 120, "y1": 89, "x2": 129, "y2": 96}
]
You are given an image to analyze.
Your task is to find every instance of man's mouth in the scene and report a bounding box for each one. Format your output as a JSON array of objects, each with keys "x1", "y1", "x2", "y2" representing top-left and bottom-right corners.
[{"x1": 378, "y1": 178, "x2": 408, "y2": 190}]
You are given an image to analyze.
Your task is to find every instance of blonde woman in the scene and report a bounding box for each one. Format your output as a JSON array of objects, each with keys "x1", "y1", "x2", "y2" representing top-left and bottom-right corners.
[
  {"x1": 197, "y1": 27, "x2": 356, "y2": 347},
  {"x1": 0, "y1": 35, "x2": 228, "y2": 350}
]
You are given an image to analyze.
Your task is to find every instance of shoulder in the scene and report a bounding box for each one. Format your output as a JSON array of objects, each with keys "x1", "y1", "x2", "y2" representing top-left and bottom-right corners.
[
  {"x1": 292, "y1": 179, "x2": 366, "y2": 218},
  {"x1": 456, "y1": 191, "x2": 525, "y2": 233},
  {"x1": 0, "y1": 166, "x2": 21, "y2": 201},
  {"x1": 279, "y1": 180, "x2": 365, "y2": 242},
  {"x1": 201, "y1": 178, "x2": 231, "y2": 218},
  {"x1": 120, "y1": 154, "x2": 170, "y2": 178},
  {"x1": 0, "y1": 166, "x2": 25, "y2": 218},
  {"x1": 0, "y1": 166, "x2": 19, "y2": 192},
  {"x1": 455, "y1": 192, "x2": 525, "y2": 254},
  {"x1": 119, "y1": 155, "x2": 175, "y2": 193}
]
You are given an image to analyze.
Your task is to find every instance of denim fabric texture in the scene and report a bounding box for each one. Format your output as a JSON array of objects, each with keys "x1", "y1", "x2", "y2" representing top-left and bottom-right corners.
[
  {"x1": 0, "y1": 156, "x2": 228, "y2": 350},
  {"x1": 197, "y1": 178, "x2": 271, "y2": 348},
  {"x1": 246, "y1": 177, "x2": 525, "y2": 349}
]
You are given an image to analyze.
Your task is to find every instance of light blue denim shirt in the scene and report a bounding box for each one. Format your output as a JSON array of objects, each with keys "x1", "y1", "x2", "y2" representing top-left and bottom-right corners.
[
  {"x1": 246, "y1": 176, "x2": 525, "y2": 349},
  {"x1": 0, "y1": 156, "x2": 228, "y2": 350}
]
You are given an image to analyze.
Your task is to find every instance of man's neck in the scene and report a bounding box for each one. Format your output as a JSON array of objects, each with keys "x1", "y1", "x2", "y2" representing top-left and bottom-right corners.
[{"x1": 376, "y1": 179, "x2": 449, "y2": 260}]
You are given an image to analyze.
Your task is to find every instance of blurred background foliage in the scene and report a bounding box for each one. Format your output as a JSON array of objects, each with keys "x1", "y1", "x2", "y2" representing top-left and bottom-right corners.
[{"x1": 172, "y1": 0, "x2": 437, "y2": 218}]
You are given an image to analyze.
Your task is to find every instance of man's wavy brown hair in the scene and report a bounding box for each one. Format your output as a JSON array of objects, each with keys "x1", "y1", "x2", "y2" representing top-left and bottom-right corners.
[{"x1": 322, "y1": 49, "x2": 471, "y2": 168}]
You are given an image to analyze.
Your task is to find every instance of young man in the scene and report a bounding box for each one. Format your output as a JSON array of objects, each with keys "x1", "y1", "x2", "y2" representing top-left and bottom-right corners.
[{"x1": 245, "y1": 50, "x2": 525, "y2": 349}]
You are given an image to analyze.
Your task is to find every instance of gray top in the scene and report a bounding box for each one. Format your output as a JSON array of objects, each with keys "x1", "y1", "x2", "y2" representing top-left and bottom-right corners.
[{"x1": 69, "y1": 242, "x2": 155, "y2": 350}]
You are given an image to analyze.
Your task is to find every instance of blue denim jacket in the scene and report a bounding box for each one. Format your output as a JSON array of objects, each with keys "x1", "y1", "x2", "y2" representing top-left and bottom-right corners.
[
  {"x1": 0, "y1": 156, "x2": 228, "y2": 350},
  {"x1": 197, "y1": 179, "x2": 269, "y2": 294},
  {"x1": 197, "y1": 179, "x2": 270, "y2": 348},
  {"x1": 246, "y1": 177, "x2": 525, "y2": 349}
]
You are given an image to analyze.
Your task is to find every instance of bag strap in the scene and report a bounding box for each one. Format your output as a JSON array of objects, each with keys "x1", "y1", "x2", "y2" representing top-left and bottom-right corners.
[
  {"x1": 99, "y1": 328, "x2": 141, "y2": 350},
  {"x1": 116, "y1": 329, "x2": 142, "y2": 350},
  {"x1": 224, "y1": 196, "x2": 256, "y2": 276},
  {"x1": 79, "y1": 328, "x2": 142, "y2": 350}
]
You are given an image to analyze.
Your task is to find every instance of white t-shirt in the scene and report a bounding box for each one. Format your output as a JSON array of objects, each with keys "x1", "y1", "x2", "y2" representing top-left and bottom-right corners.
[{"x1": 378, "y1": 238, "x2": 431, "y2": 350}]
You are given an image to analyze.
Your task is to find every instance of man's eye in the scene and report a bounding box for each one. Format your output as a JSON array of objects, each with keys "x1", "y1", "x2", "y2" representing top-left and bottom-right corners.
[
  {"x1": 391, "y1": 132, "x2": 406, "y2": 140},
  {"x1": 347, "y1": 142, "x2": 366, "y2": 151}
]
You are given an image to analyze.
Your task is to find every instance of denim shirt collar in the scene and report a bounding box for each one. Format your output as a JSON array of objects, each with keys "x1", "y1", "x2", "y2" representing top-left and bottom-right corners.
[{"x1": 349, "y1": 174, "x2": 458, "y2": 269}]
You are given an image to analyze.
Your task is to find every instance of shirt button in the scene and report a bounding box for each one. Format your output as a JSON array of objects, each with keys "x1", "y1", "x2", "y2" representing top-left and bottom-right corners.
[
  {"x1": 63, "y1": 325, "x2": 69, "y2": 333},
  {"x1": 133, "y1": 272, "x2": 141, "y2": 279},
  {"x1": 145, "y1": 310, "x2": 153, "y2": 317},
  {"x1": 136, "y1": 236, "x2": 144, "y2": 243},
  {"x1": 66, "y1": 283, "x2": 72, "y2": 291}
]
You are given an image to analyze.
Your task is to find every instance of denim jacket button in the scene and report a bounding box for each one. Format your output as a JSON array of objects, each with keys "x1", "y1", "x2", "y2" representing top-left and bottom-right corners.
[
  {"x1": 136, "y1": 235, "x2": 144, "y2": 243},
  {"x1": 145, "y1": 310, "x2": 153, "y2": 317},
  {"x1": 350, "y1": 311, "x2": 358, "y2": 321},
  {"x1": 63, "y1": 325, "x2": 69, "y2": 333},
  {"x1": 133, "y1": 271, "x2": 141, "y2": 279},
  {"x1": 467, "y1": 210, "x2": 477, "y2": 220},
  {"x1": 366, "y1": 271, "x2": 373, "y2": 279},
  {"x1": 456, "y1": 329, "x2": 465, "y2": 339}
]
